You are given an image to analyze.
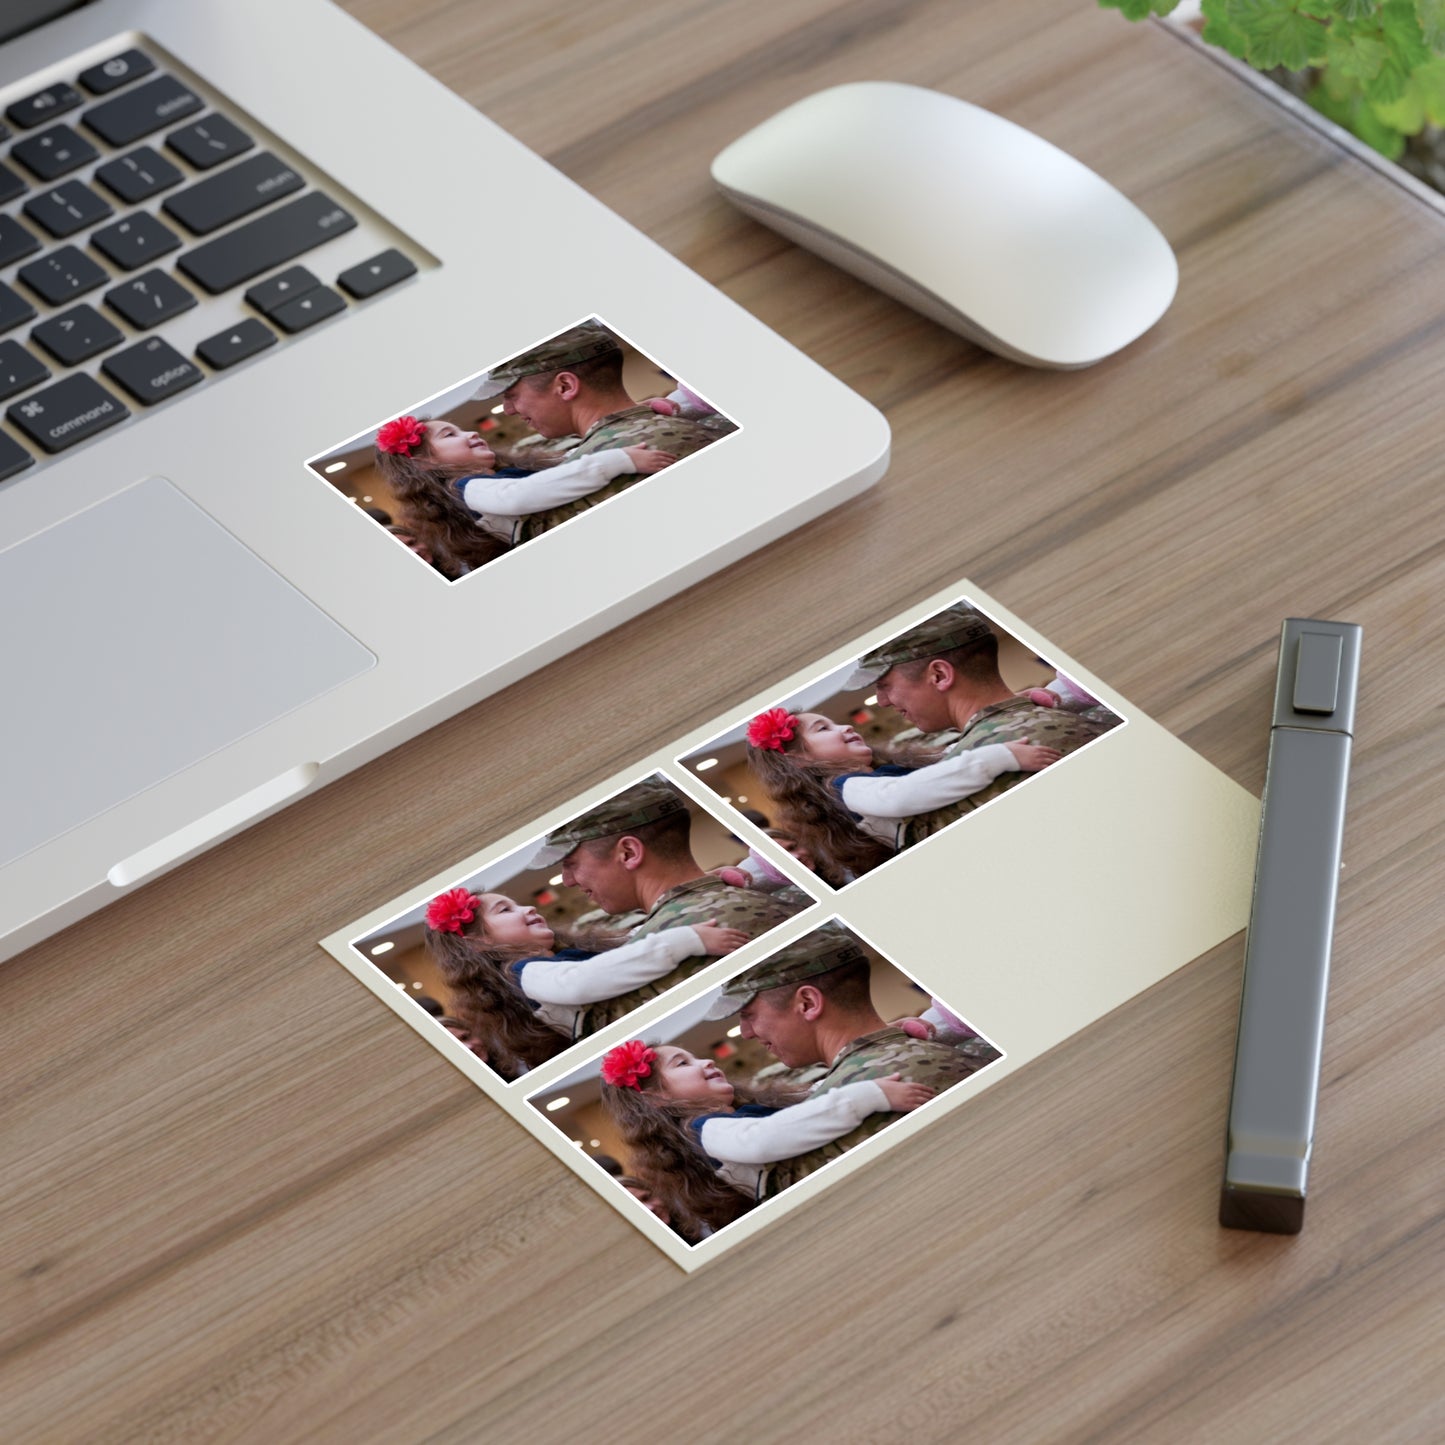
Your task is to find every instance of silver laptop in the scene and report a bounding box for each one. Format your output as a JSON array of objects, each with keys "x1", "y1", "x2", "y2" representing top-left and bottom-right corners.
[{"x1": 0, "y1": 0, "x2": 890, "y2": 962}]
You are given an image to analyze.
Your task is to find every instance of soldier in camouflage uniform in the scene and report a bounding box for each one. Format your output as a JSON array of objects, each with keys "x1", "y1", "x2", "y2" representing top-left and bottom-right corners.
[
  {"x1": 530, "y1": 776, "x2": 807, "y2": 1031},
  {"x1": 474, "y1": 320, "x2": 736, "y2": 540},
  {"x1": 705, "y1": 922, "x2": 999, "y2": 1197},
  {"x1": 849, "y1": 605, "x2": 1122, "y2": 846}
]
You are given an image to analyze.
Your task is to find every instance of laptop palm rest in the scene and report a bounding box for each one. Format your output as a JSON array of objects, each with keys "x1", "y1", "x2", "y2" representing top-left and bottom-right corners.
[{"x1": 1, "y1": 477, "x2": 375, "y2": 871}]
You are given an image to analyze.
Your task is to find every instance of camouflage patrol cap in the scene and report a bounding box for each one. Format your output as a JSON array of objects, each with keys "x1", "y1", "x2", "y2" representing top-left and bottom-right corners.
[
  {"x1": 703, "y1": 922, "x2": 870, "y2": 1020},
  {"x1": 844, "y1": 605, "x2": 995, "y2": 688},
  {"x1": 529, "y1": 777, "x2": 689, "y2": 868},
  {"x1": 472, "y1": 321, "x2": 624, "y2": 400}
]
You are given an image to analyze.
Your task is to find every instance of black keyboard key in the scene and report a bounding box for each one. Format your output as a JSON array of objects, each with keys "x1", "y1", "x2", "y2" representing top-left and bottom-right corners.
[
  {"x1": 91, "y1": 212, "x2": 181, "y2": 271},
  {"x1": 0, "y1": 429, "x2": 34, "y2": 483},
  {"x1": 245, "y1": 265, "x2": 320, "y2": 315},
  {"x1": 103, "y1": 336, "x2": 203, "y2": 407},
  {"x1": 17, "y1": 246, "x2": 108, "y2": 306},
  {"x1": 7, "y1": 83, "x2": 83, "y2": 131},
  {"x1": 0, "y1": 340, "x2": 50, "y2": 401},
  {"x1": 23, "y1": 180, "x2": 113, "y2": 239},
  {"x1": 11, "y1": 124, "x2": 98, "y2": 181},
  {"x1": 178, "y1": 192, "x2": 356, "y2": 295},
  {"x1": 0, "y1": 215, "x2": 43, "y2": 268},
  {"x1": 197, "y1": 318, "x2": 276, "y2": 370},
  {"x1": 94, "y1": 146, "x2": 183, "y2": 205},
  {"x1": 8, "y1": 372, "x2": 128, "y2": 453},
  {"x1": 83, "y1": 74, "x2": 201, "y2": 148},
  {"x1": 338, "y1": 248, "x2": 417, "y2": 300},
  {"x1": 163, "y1": 152, "x2": 303, "y2": 236},
  {"x1": 104, "y1": 268, "x2": 196, "y2": 329},
  {"x1": 32, "y1": 304, "x2": 124, "y2": 366},
  {"x1": 0, "y1": 283, "x2": 37, "y2": 335},
  {"x1": 271, "y1": 285, "x2": 345, "y2": 333},
  {"x1": 79, "y1": 49, "x2": 156, "y2": 96},
  {"x1": 0, "y1": 161, "x2": 28, "y2": 205},
  {"x1": 166, "y1": 114, "x2": 252, "y2": 170}
]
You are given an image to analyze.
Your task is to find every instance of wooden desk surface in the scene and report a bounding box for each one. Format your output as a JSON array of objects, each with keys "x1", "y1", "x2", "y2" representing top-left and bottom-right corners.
[{"x1": 4, "y1": 2, "x2": 1442, "y2": 1439}]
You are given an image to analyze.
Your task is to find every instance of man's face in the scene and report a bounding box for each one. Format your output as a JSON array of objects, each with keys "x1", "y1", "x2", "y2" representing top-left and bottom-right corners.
[
  {"x1": 737, "y1": 988, "x2": 821, "y2": 1068},
  {"x1": 873, "y1": 661, "x2": 952, "y2": 732},
  {"x1": 559, "y1": 837, "x2": 639, "y2": 916},
  {"x1": 500, "y1": 372, "x2": 574, "y2": 438}
]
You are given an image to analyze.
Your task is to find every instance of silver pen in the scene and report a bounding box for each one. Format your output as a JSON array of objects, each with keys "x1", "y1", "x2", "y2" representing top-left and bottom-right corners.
[{"x1": 1220, "y1": 618, "x2": 1362, "y2": 1234}]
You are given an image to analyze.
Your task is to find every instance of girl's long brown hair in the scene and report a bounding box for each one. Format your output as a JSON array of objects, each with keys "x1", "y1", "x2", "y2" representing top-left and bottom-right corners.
[
  {"x1": 375, "y1": 425, "x2": 509, "y2": 577},
  {"x1": 425, "y1": 920, "x2": 571, "y2": 1082},
  {"x1": 603, "y1": 1059, "x2": 807, "y2": 1241},
  {"x1": 747, "y1": 739, "x2": 898, "y2": 886}
]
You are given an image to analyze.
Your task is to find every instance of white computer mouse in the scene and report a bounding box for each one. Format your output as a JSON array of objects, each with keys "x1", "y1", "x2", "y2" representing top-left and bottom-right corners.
[{"x1": 711, "y1": 81, "x2": 1178, "y2": 369}]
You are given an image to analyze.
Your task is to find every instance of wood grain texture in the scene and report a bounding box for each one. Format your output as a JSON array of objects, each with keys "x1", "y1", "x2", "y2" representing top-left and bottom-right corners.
[{"x1": 3, "y1": 1, "x2": 1443, "y2": 1440}]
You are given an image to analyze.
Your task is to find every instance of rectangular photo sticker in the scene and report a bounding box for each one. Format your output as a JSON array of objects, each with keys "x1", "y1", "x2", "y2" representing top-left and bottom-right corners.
[
  {"x1": 525, "y1": 917, "x2": 1004, "y2": 1265},
  {"x1": 340, "y1": 772, "x2": 819, "y2": 1086},
  {"x1": 677, "y1": 594, "x2": 1124, "y2": 891},
  {"x1": 305, "y1": 314, "x2": 738, "y2": 582},
  {"x1": 322, "y1": 577, "x2": 1256, "y2": 1271}
]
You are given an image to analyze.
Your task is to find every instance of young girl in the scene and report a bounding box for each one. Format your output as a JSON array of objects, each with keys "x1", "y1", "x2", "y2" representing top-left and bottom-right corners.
[
  {"x1": 423, "y1": 888, "x2": 747, "y2": 1080},
  {"x1": 600, "y1": 1039, "x2": 933, "y2": 1237},
  {"x1": 373, "y1": 413, "x2": 676, "y2": 574},
  {"x1": 744, "y1": 706, "x2": 1062, "y2": 885}
]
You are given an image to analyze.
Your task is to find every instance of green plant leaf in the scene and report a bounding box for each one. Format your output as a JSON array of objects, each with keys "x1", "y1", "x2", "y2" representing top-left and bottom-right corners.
[
  {"x1": 1416, "y1": 0, "x2": 1445, "y2": 48},
  {"x1": 1325, "y1": 26, "x2": 1391, "y2": 77},
  {"x1": 1310, "y1": 77, "x2": 1360, "y2": 120},
  {"x1": 1299, "y1": 0, "x2": 1370, "y2": 16},
  {"x1": 1371, "y1": 71, "x2": 1428, "y2": 123},
  {"x1": 1365, "y1": 46, "x2": 1415, "y2": 99},
  {"x1": 1410, "y1": 54, "x2": 1445, "y2": 118},
  {"x1": 1380, "y1": 0, "x2": 1432, "y2": 64},
  {"x1": 1201, "y1": 0, "x2": 1253, "y2": 55},
  {"x1": 1308, "y1": 79, "x2": 1409, "y2": 151},
  {"x1": 1319, "y1": 56, "x2": 1366, "y2": 95},
  {"x1": 1223, "y1": 0, "x2": 1327, "y2": 69},
  {"x1": 1354, "y1": 99, "x2": 1412, "y2": 149},
  {"x1": 1097, "y1": 0, "x2": 1180, "y2": 17}
]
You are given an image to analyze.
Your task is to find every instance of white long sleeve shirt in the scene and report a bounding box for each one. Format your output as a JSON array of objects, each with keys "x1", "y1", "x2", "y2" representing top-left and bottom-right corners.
[
  {"x1": 692, "y1": 1079, "x2": 890, "y2": 1196},
  {"x1": 461, "y1": 448, "x2": 637, "y2": 542},
  {"x1": 835, "y1": 743, "x2": 1019, "y2": 845},
  {"x1": 513, "y1": 926, "x2": 706, "y2": 1038}
]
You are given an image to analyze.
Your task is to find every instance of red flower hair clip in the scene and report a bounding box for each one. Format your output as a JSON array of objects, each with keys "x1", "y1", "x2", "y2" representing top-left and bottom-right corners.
[
  {"x1": 376, "y1": 415, "x2": 427, "y2": 456},
  {"x1": 426, "y1": 887, "x2": 478, "y2": 935},
  {"x1": 747, "y1": 707, "x2": 797, "y2": 752},
  {"x1": 601, "y1": 1040, "x2": 656, "y2": 1090}
]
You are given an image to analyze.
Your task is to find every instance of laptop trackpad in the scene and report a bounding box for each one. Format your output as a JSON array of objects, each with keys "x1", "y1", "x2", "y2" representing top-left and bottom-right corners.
[{"x1": 1, "y1": 477, "x2": 375, "y2": 868}]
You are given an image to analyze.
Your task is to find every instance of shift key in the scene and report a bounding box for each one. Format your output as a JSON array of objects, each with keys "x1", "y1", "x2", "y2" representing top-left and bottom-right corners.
[
  {"x1": 178, "y1": 192, "x2": 356, "y2": 295},
  {"x1": 163, "y1": 151, "x2": 303, "y2": 236}
]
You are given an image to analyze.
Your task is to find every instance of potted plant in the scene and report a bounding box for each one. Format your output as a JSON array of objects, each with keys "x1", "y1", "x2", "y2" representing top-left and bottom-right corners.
[{"x1": 1102, "y1": 0, "x2": 1445, "y2": 194}]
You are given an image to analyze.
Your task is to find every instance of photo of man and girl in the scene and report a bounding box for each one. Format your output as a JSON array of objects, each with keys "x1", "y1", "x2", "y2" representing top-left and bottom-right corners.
[
  {"x1": 679, "y1": 598, "x2": 1124, "y2": 888},
  {"x1": 307, "y1": 316, "x2": 736, "y2": 580},
  {"x1": 349, "y1": 775, "x2": 815, "y2": 1082},
  {"x1": 528, "y1": 919, "x2": 1003, "y2": 1246}
]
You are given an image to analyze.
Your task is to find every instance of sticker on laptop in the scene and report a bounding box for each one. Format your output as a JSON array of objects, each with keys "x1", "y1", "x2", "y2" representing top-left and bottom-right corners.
[
  {"x1": 342, "y1": 772, "x2": 817, "y2": 1084},
  {"x1": 305, "y1": 315, "x2": 737, "y2": 581},
  {"x1": 676, "y1": 594, "x2": 1124, "y2": 890},
  {"x1": 525, "y1": 917, "x2": 1003, "y2": 1254}
]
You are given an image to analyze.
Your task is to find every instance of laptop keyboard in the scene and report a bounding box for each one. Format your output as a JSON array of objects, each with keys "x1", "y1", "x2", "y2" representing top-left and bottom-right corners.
[{"x1": 0, "y1": 43, "x2": 425, "y2": 483}]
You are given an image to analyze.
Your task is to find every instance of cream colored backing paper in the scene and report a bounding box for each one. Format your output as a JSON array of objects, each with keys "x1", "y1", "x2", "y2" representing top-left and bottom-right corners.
[{"x1": 321, "y1": 579, "x2": 1259, "y2": 1271}]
